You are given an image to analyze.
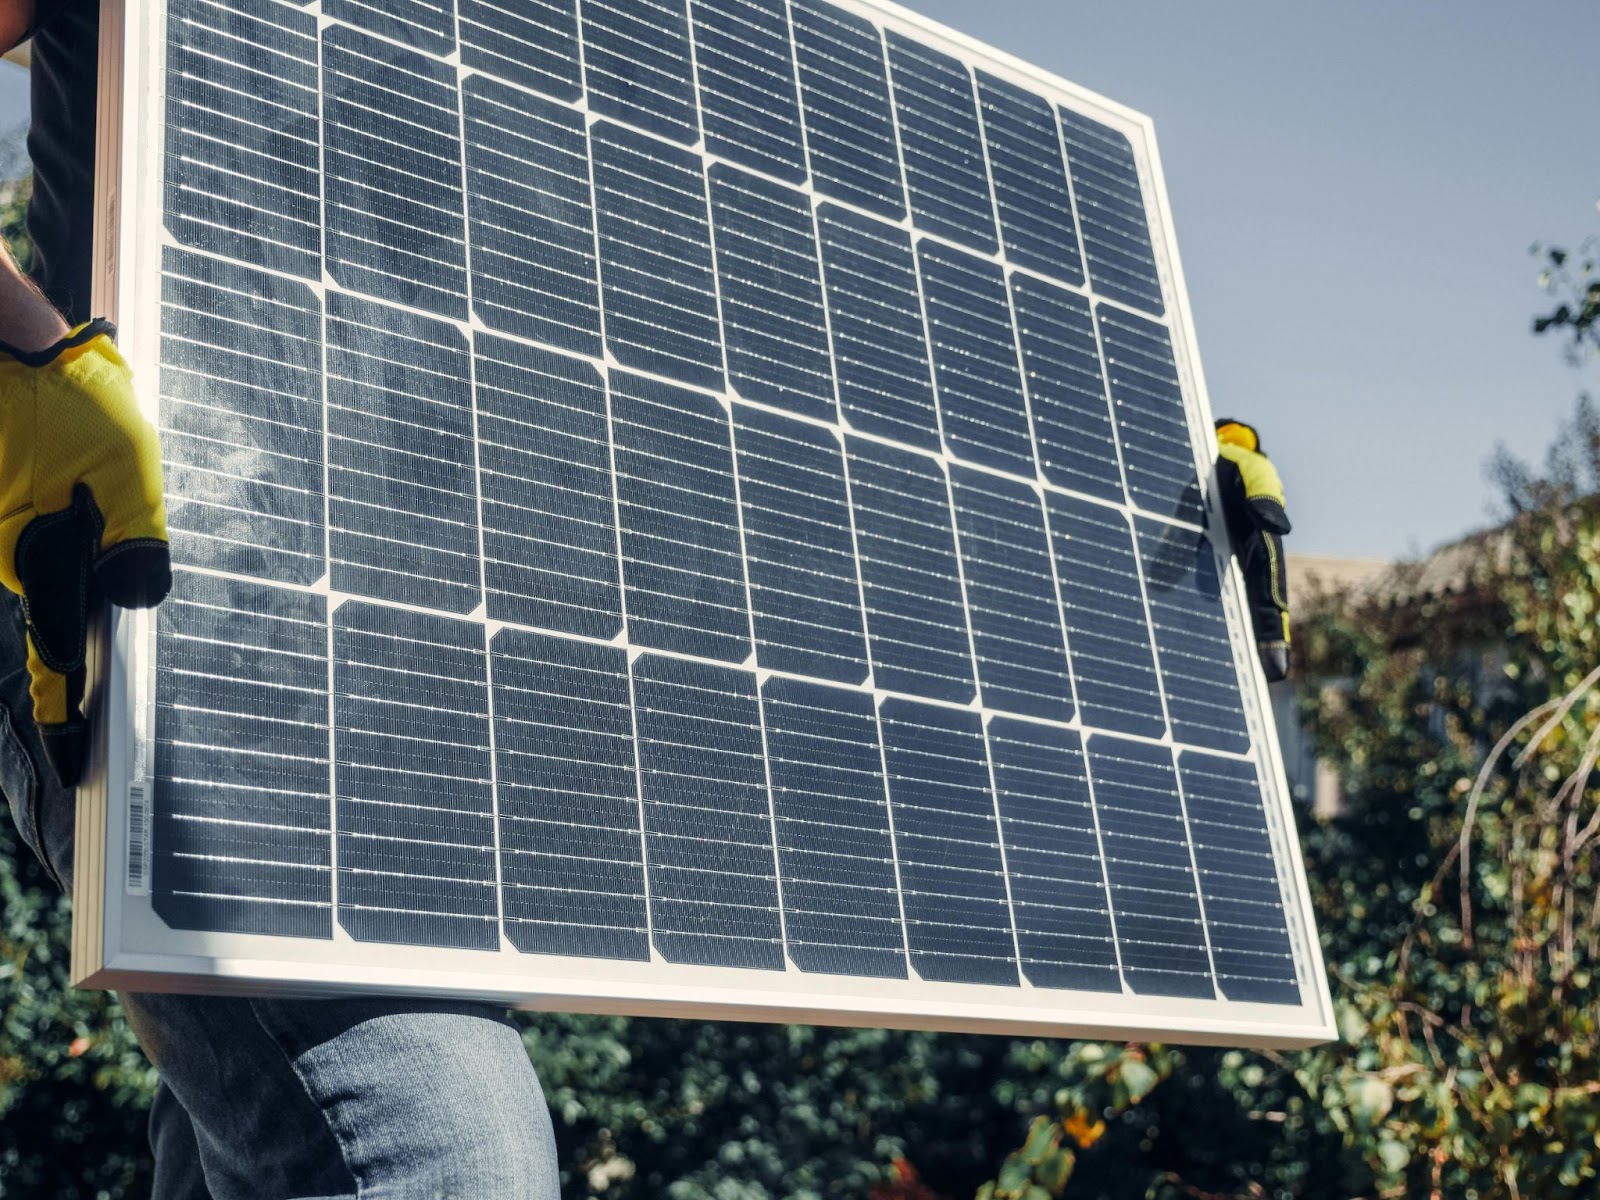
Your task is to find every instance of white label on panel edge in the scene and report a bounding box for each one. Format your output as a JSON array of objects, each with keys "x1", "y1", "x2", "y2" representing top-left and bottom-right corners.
[{"x1": 125, "y1": 781, "x2": 151, "y2": 896}]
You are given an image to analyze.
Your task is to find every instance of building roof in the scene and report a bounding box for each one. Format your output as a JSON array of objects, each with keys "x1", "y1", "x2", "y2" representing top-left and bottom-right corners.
[
  {"x1": 1286, "y1": 555, "x2": 1392, "y2": 600},
  {"x1": 1294, "y1": 524, "x2": 1519, "y2": 611}
]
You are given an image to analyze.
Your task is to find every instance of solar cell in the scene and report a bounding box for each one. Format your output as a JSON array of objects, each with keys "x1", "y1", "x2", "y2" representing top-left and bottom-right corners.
[
  {"x1": 320, "y1": 24, "x2": 468, "y2": 317},
  {"x1": 91, "y1": 0, "x2": 1329, "y2": 1043},
  {"x1": 462, "y1": 75, "x2": 601, "y2": 355},
  {"x1": 1046, "y1": 494, "x2": 1167, "y2": 738},
  {"x1": 789, "y1": 0, "x2": 904, "y2": 219},
  {"x1": 474, "y1": 336, "x2": 622, "y2": 638},
  {"x1": 610, "y1": 371, "x2": 751, "y2": 661},
  {"x1": 917, "y1": 240, "x2": 1033, "y2": 475},
  {"x1": 459, "y1": 0, "x2": 580, "y2": 101},
  {"x1": 732, "y1": 406, "x2": 869, "y2": 684},
  {"x1": 1009, "y1": 274, "x2": 1124, "y2": 503},
  {"x1": 977, "y1": 72, "x2": 1085, "y2": 287},
  {"x1": 817, "y1": 204, "x2": 940, "y2": 450},
  {"x1": 324, "y1": 293, "x2": 482, "y2": 614},
  {"x1": 333, "y1": 603, "x2": 498, "y2": 950},
  {"x1": 324, "y1": 0, "x2": 454, "y2": 56},
  {"x1": 692, "y1": 0, "x2": 808, "y2": 182},
  {"x1": 880, "y1": 699, "x2": 1016, "y2": 986},
  {"x1": 633, "y1": 654, "x2": 784, "y2": 969},
  {"x1": 591, "y1": 120, "x2": 725, "y2": 390},
  {"x1": 1058, "y1": 107, "x2": 1165, "y2": 316},
  {"x1": 158, "y1": 248, "x2": 325, "y2": 583},
  {"x1": 152, "y1": 572, "x2": 332, "y2": 938},
  {"x1": 581, "y1": 0, "x2": 699, "y2": 144},
  {"x1": 846, "y1": 437, "x2": 975, "y2": 703},
  {"x1": 885, "y1": 32, "x2": 997, "y2": 253},
  {"x1": 709, "y1": 164, "x2": 835, "y2": 420},
  {"x1": 1086, "y1": 736, "x2": 1214, "y2": 999},
  {"x1": 1099, "y1": 307, "x2": 1205, "y2": 523},
  {"x1": 761, "y1": 678, "x2": 905, "y2": 978},
  {"x1": 1137, "y1": 518, "x2": 1252, "y2": 753},
  {"x1": 949, "y1": 468, "x2": 1073, "y2": 723},
  {"x1": 986, "y1": 720, "x2": 1118, "y2": 992},
  {"x1": 491, "y1": 630, "x2": 647, "y2": 959},
  {"x1": 162, "y1": 0, "x2": 321, "y2": 279},
  {"x1": 1176, "y1": 752, "x2": 1300, "y2": 1004}
]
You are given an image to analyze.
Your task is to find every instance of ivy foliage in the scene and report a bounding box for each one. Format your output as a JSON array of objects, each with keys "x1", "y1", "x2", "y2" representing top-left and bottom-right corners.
[
  {"x1": 0, "y1": 132, "x2": 31, "y2": 278},
  {"x1": 0, "y1": 818, "x2": 154, "y2": 1198},
  {"x1": 988, "y1": 400, "x2": 1600, "y2": 1199}
]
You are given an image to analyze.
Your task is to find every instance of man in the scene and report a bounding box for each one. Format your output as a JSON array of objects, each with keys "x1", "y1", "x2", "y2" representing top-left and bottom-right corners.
[
  {"x1": 1, "y1": 0, "x2": 561, "y2": 1194},
  {"x1": 1213, "y1": 418, "x2": 1293, "y2": 684}
]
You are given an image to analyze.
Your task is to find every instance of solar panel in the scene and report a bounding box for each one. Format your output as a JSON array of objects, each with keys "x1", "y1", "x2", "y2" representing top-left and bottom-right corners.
[{"x1": 79, "y1": 0, "x2": 1332, "y2": 1045}]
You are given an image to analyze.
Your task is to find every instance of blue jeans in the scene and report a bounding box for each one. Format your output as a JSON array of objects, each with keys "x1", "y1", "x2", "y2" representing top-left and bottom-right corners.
[{"x1": 0, "y1": 592, "x2": 560, "y2": 1199}]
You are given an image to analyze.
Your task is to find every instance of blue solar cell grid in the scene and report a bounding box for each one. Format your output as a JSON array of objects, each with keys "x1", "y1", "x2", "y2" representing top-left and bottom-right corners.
[{"x1": 146, "y1": 0, "x2": 1308, "y2": 1015}]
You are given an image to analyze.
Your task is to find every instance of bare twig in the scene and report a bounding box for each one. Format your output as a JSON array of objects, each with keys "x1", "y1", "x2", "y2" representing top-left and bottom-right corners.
[
  {"x1": 1512, "y1": 663, "x2": 1600, "y2": 770},
  {"x1": 1553, "y1": 715, "x2": 1600, "y2": 814},
  {"x1": 1455, "y1": 665, "x2": 1600, "y2": 947},
  {"x1": 1585, "y1": 886, "x2": 1600, "y2": 960}
]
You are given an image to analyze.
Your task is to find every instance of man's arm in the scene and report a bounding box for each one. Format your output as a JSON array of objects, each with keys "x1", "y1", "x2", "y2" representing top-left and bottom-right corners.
[
  {"x1": 0, "y1": 0, "x2": 29, "y2": 54},
  {"x1": 1, "y1": 243, "x2": 72, "y2": 352}
]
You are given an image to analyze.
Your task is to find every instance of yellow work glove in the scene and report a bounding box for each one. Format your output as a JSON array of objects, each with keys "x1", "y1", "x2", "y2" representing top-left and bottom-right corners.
[
  {"x1": 0, "y1": 321, "x2": 170, "y2": 786},
  {"x1": 1215, "y1": 419, "x2": 1291, "y2": 684}
]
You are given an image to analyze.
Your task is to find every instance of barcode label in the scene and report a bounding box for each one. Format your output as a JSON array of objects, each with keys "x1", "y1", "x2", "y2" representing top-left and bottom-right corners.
[{"x1": 126, "y1": 782, "x2": 151, "y2": 895}]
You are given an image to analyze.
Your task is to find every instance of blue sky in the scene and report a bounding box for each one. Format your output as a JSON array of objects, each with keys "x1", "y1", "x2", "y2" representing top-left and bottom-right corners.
[
  {"x1": 909, "y1": 1, "x2": 1600, "y2": 559},
  {"x1": 4, "y1": 4, "x2": 1597, "y2": 557}
]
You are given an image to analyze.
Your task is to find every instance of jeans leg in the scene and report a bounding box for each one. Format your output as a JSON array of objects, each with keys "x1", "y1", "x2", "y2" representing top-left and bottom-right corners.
[
  {"x1": 0, "y1": 589, "x2": 75, "y2": 892},
  {"x1": 119, "y1": 993, "x2": 357, "y2": 1200},
  {"x1": 148, "y1": 1081, "x2": 213, "y2": 1200},
  {"x1": 120, "y1": 991, "x2": 560, "y2": 1200}
]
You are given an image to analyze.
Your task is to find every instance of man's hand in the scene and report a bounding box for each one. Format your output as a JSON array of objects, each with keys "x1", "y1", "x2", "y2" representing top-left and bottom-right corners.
[{"x1": 0, "y1": 323, "x2": 170, "y2": 785}]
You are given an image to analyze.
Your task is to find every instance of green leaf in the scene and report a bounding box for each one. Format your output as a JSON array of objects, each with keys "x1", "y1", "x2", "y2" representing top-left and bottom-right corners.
[
  {"x1": 1352, "y1": 1077, "x2": 1395, "y2": 1126},
  {"x1": 1336, "y1": 1003, "x2": 1371, "y2": 1044},
  {"x1": 997, "y1": 1154, "x2": 1032, "y2": 1194},
  {"x1": 1118, "y1": 1058, "x2": 1159, "y2": 1104},
  {"x1": 1020, "y1": 1116, "x2": 1056, "y2": 1165},
  {"x1": 1376, "y1": 1138, "x2": 1410, "y2": 1176},
  {"x1": 1037, "y1": 1147, "x2": 1076, "y2": 1193}
]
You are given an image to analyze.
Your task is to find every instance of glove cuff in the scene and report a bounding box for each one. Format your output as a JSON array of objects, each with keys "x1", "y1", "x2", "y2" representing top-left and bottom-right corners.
[{"x1": 0, "y1": 319, "x2": 118, "y2": 368}]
